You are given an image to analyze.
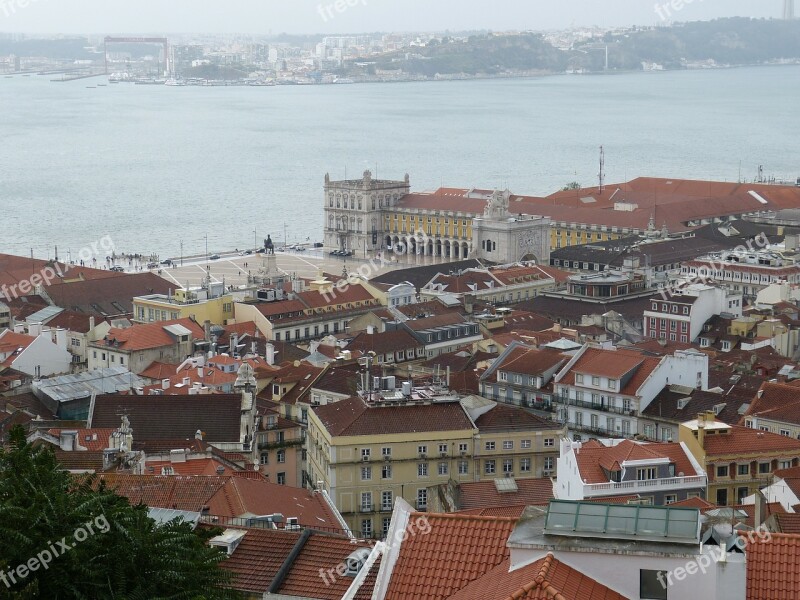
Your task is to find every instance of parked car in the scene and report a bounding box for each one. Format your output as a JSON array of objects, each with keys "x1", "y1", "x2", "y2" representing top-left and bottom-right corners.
[
  {"x1": 160, "y1": 259, "x2": 172, "y2": 266},
  {"x1": 209, "y1": 254, "x2": 221, "y2": 260},
  {"x1": 110, "y1": 265, "x2": 125, "y2": 272},
  {"x1": 146, "y1": 262, "x2": 158, "y2": 269}
]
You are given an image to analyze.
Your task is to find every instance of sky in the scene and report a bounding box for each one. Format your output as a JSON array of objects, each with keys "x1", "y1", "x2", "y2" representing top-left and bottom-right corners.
[{"x1": 0, "y1": 0, "x2": 783, "y2": 35}]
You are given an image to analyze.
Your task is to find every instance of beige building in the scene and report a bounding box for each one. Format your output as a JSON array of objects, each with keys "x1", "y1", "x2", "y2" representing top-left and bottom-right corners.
[
  {"x1": 307, "y1": 393, "x2": 564, "y2": 537},
  {"x1": 133, "y1": 284, "x2": 234, "y2": 326}
]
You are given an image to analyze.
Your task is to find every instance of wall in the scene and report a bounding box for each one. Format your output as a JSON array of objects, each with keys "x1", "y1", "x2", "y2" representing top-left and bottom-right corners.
[{"x1": 14, "y1": 335, "x2": 72, "y2": 377}]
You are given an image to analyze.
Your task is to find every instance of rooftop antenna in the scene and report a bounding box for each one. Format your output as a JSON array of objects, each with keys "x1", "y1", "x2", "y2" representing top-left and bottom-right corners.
[{"x1": 599, "y1": 145, "x2": 606, "y2": 193}]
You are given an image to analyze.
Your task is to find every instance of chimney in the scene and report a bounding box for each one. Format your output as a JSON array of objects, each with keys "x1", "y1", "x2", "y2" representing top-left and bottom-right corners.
[
  {"x1": 162, "y1": 378, "x2": 170, "y2": 390},
  {"x1": 754, "y1": 489, "x2": 766, "y2": 528},
  {"x1": 204, "y1": 320, "x2": 212, "y2": 341},
  {"x1": 265, "y1": 343, "x2": 275, "y2": 366},
  {"x1": 367, "y1": 325, "x2": 375, "y2": 335},
  {"x1": 28, "y1": 322, "x2": 42, "y2": 337},
  {"x1": 59, "y1": 431, "x2": 77, "y2": 451},
  {"x1": 195, "y1": 429, "x2": 204, "y2": 440},
  {"x1": 696, "y1": 413, "x2": 706, "y2": 449},
  {"x1": 89, "y1": 316, "x2": 96, "y2": 331}
]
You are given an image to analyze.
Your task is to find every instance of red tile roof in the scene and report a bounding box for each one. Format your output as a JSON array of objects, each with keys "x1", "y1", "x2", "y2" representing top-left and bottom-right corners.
[
  {"x1": 448, "y1": 554, "x2": 627, "y2": 600},
  {"x1": 276, "y1": 533, "x2": 378, "y2": 599},
  {"x1": 45, "y1": 271, "x2": 173, "y2": 317},
  {"x1": 100, "y1": 317, "x2": 205, "y2": 352},
  {"x1": 95, "y1": 474, "x2": 228, "y2": 511},
  {"x1": 741, "y1": 381, "x2": 800, "y2": 427},
  {"x1": 474, "y1": 403, "x2": 561, "y2": 432},
  {"x1": 216, "y1": 527, "x2": 301, "y2": 594},
  {"x1": 699, "y1": 423, "x2": 800, "y2": 457},
  {"x1": 573, "y1": 440, "x2": 701, "y2": 485},
  {"x1": 457, "y1": 478, "x2": 554, "y2": 511},
  {"x1": 491, "y1": 345, "x2": 567, "y2": 378},
  {"x1": 384, "y1": 513, "x2": 518, "y2": 600},
  {"x1": 772, "y1": 513, "x2": 800, "y2": 534},
  {"x1": 312, "y1": 397, "x2": 474, "y2": 437},
  {"x1": 0, "y1": 331, "x2": 37, "y2": 367},
  {"x1": 47, "y1": 428, "x2": 116, "y2": 451},
  {"x1": 558, "y1": 347, "x2": 662, "y2": 397},
  {"x1": 746, "y1": 533, "x2": 800, "y2": 600},
  {"x1": 206, "y1": 477, "x2": 341, "y2": 528}
]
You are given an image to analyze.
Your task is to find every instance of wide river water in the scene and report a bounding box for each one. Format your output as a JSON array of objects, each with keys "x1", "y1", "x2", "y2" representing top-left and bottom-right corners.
[{"x1": 1, "y1": 65, "x2": 798, "y2": 260}]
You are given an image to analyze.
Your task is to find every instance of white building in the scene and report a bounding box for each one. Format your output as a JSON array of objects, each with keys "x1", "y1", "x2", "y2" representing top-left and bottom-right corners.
[
  {"x1": 644, "y1": 283, "x2": 743, "y2": 343},
  {"x1": 682, "y1": 248, "x2": 800, "y2": 298},
  {"x1": 742, "y1": 465, "x2": 800, "y2": 512},
  {"x1": 555, "y1": 437, "x2": 706, "y2": 504},
  {"x1": 0, "y1": 327, "x2": 72, "y2": 378},
  {"x1": 553, "y1": 344, "x2": 709, "y2": 441}
]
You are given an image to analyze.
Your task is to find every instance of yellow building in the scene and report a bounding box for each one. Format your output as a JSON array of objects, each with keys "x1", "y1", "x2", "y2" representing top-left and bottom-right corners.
[
  {"x1": 679, "y1": 411, "x2": 800, "y2": 506},
  {"x1": 307, "y1": 394, "x2": 564, "y2": 537},
  {"x1": 133, "y1": 284, "x2": 234, "y2": 325}
]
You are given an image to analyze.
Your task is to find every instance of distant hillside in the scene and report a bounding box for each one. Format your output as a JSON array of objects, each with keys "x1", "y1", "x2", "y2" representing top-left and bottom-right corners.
[{"x1": 349, "y1": 18, "x2": 800, "y2": 77}]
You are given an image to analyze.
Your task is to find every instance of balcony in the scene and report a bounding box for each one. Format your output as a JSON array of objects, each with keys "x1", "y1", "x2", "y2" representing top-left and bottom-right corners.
[
  {"x1": 360, "y1": 504, "x2": 373, "y2": 513},
  {"x1": 564, "y1": 398, "x2": 637, "y2": 417},
  {"x1": 568, "y1": 422, "x2": 631, "y2": 438},
  {"x1": 583, "y1": 475, "x2": 707, "y2": 498}
]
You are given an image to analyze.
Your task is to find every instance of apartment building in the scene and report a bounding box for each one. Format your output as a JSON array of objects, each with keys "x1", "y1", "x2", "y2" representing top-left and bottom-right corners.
[
  {"x1": 555, "y1": 437, "x2": 706, "y2": 504},
  {"x1": 307, "y1": 394, "x2": 563, "y2": 537},
  {"x1": 133, "y1": 283, "x2": 234, "y2": 325},
  {"x1": 643, "y1": 283, "x2": 743, "y2": 343},
  {"x1": 680, "y1": 411, "x2": 800, "y2": 506},
  {"x1": 552, "y1": 345, "x2": 709, "y2": 441}
]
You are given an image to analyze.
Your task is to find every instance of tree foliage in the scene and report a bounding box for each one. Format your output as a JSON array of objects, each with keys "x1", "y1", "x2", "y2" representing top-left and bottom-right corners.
[{"x1": 0, "y1": 426, "x2": 239, "y2": 600}]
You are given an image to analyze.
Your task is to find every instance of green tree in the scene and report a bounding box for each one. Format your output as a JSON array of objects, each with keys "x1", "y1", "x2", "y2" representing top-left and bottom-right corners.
[{"x1": 0, "y1": 426, "x2": 238, "y2": 600}]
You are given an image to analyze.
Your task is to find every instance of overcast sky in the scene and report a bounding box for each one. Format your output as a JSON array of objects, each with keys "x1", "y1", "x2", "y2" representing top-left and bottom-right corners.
[{"x1": 0, "y1": 0, "x2": 782, "y2": 34}]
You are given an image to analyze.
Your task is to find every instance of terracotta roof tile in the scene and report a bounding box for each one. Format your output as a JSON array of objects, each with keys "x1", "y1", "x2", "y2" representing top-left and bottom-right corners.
[
  {"x1": 746, "y1": 533, "x2": 800, "y2": 600},
  {"x1": 457, "y1": 478, "x2": 554, "y2": 511},
  {"x1": 384, "y1": 513, "x2": 518, "y2": 600},
  {"x1": 742, "y1": 381, "x2": 800, "y2": 426},
  {"x1": 772, "y1": 513, "x2": 800, "y2": 534},
  {"x1": 573, "y1": 440, "x2": 701, "y2": 485},
  {"x1": 277, "y1": 533, "x2": 377, "y2": 599},
  {"x1": 490, "y1": 345, "x2": 567, "y2": 378},
  {"x1": 312, "y1": 397, "x2": 474, "y2": 437},
  {"x1": 448, "y1": 554, "x2": 627, "y2": 600},
  {"x1": 99, "y1": 317, "x2": 205, "y2": 352},
  {"x1": 699, "y1": 424, "x2": 800, "y2": 457},
  {"x1": 216, "y1": 527, "x2": 301, "y2": 594},
  {"x1": 45, "y1": 272, "x2": 173, "y2": 317}
]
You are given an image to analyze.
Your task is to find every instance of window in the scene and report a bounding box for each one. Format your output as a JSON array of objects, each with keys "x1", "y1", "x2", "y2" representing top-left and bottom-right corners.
[
  {"x1": 361, "y1": 492, "x2": 372, "y2": 511},
  {"x1": 260, "y1": 453, "x2": 268, "y2": 465},
  {"x1": 521, "y1": 440, "x2": 532, "y2": 449},
  {"x1": 381, "y1": 491, "x2": 393, "y2": 511},
  {"x1": 458, "y1": 443, "x2": 468, "y2": 453},
  {"x1": 438, "y1": 462, "x2": 448, "y2": 476},
  {"x1": 417, "y1": 489, "x2": 427, "y2": 510},
  {"x1": 637, "y1": 468, "x2": 657, "y2": 481},
  {"x1": 277, "y1": 472, "x2": 286, "y2": 485},
  {"x1": 382, "y1": 464, "x2": 392, "y2": 479},
  {"x1": 418, "y1": 463, "x2": 428, "y2": 477},
  {"x1": 383, "y1": 517, "x2": 391, "y2": 537},
  {"x1": 640, "y1": 570, "x2": 668, "y2": 600},
  {"x1": 544, "y1": 457, "x2": 554, "y2": 471},
  {"x1": 608, "y1": 379, "x2": 617, "y2": 390},
  {"x1": 717, "y1": 465, "x2": 728, "y2": 478},
  {"x1": 485, "y1": 460, "x2": 496, "y2": 475},
  {"x1": 502, "y1": 440, "x2": 513, "y2": 450},
  {"x1": 418, "y1": 445, "x2": 427, "y2": 456},
  {"x1": 780, "y1": 429, "x2": 791, "y2": 437},
  {"x1": 458, "y1": 460, "x2": 469, "y2": 475},
  {"x1": 576, "y1": 374, "x2": 584, "y2": 384},
  {"x1": 759, "y1": 463, "x2": 770, "y2": 474},
  {"x1": 780, "y1": 460, "x2": 792, "y2": 470},
  {"x1": 277, "y1": 450, "x2": 286, "y2": 464},
  {"x1": 382, "y1": 446, "x2": 392, "y2": 457},
  {"x1": 592, "y1": 376, "x2": 600, "y2": 386},
  {"x1": 664, "y1": 494, "x2": 677, "y2": 505},
  {"x1": 485, "y1": 441, "x2": 496, "y2": 451},
  {"x1": 544, "y1": 438, "x2": 554, "y2": 447},
  {"x1": 362, "y1": 448, "x2": 371, "y2": 460},
  {"x1": 738, "y1": 464, "x2": 749, "y2": 476},
  {"x1": 361, "y1": 519, "x2": 372, "y2": 538},
  {"x1": 521, "y1": 458, "x2": 531, "y2": 472},
  {"x1": 361, "y1": 466, "x2": 372, "y2": 480},
  {"x1": 503, "y1": 459, "x2": 513, "y2": 474},
  {"x1": 439, "y1": 443, "x2": 448, "y2": 454}
]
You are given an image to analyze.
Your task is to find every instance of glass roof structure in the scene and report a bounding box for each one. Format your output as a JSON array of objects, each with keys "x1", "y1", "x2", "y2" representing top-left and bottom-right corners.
[{"x1": 544, "y1": 500, "x2": 701, "y2": 545}]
